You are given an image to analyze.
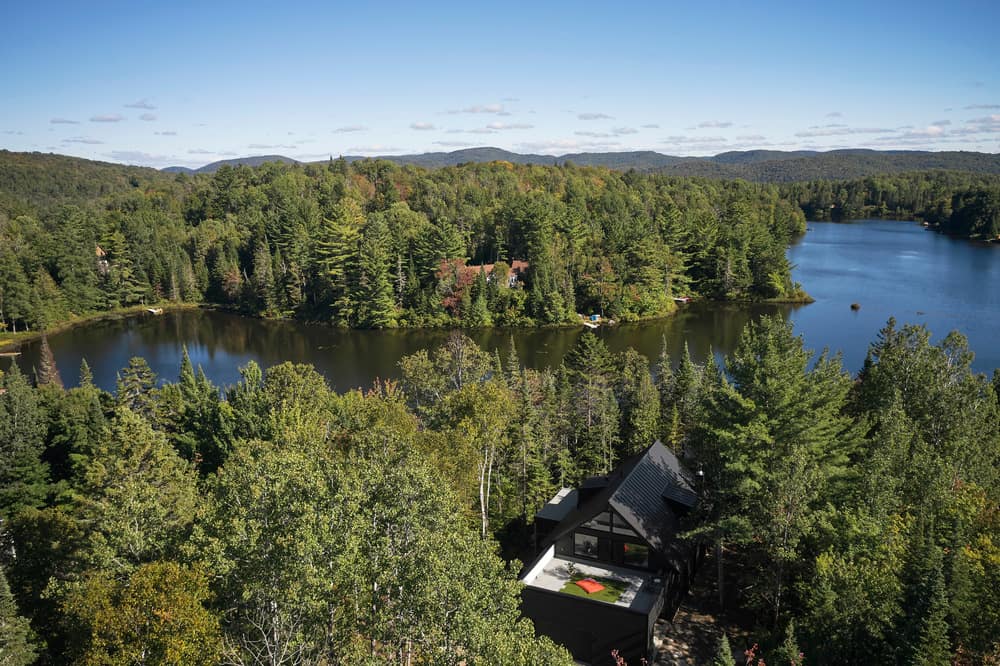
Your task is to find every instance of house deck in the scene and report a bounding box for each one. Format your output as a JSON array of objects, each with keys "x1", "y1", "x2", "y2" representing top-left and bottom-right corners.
[{"x1": 523, "y1": 551, "x2": 662, "y2": 613}]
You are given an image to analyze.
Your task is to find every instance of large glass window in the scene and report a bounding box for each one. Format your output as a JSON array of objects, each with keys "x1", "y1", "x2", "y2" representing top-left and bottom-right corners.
[
  {"x1": 612, "y1": 513, "x2": 638, "y2": 537},
  {"x1": 582, "y1": 511, "x2": 612, "y2": 532},
  {"x1": 622, "y1": 542, "x2": 650, "y2": 569},
  {"x1": 574, "y1": 532, "x2": 601, "y2": 559}
]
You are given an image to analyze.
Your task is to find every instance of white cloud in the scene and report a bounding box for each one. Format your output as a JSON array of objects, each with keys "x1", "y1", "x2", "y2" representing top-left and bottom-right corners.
[
  {"x1": 333, "y1": 125, "x2": 367, "y2": 133},
  {"x1": 485, "y1": 122, "x2": 533, "y2": 130},
  {"x1": 612, "y1": 126, "x2": 638, "y2": 135},
  {"x1": 348, "y1": 144, "x2": 402, "y2": 154},
  {"x1": 577, "y1": 112, "x2": 613, "y2": 120},
  {"x1": 50, "y1": 117, "x2": 79, "y2": 124},
  {"x1": 826, "y1": 111, "x2": 843, "y2": 118},
  {"x1": 695, "y1": 120, "x2": 732, "y2": 128},
  {"x1": 433, "y1": 140, "x2": 474, "y2": 147},
  {"x1": 794, "y1": 126, "x2": 892, "y2": 138},
  {"x1": 188, "y1": 148, "x2": 215, "y2": 154},
  {"x1": 154, "y1": 131, "x2": 177, "y2": 136},
  {"x1": 139, "y1": 113, "x2": 157, "y2": 121},
  {"x1": 575, "y1": 131, "x2": 612, "y2": 138},
  {"x1": 410, "y1": 121, "x2": 436, "y2": 130},
  {"x1": 248, "y1": 143, "x2": 296, "y2": 150},
  {"x1": 641, "y1": 123, "x2": 660, "y2": 128},
  {"x1": 106, "y1": 150, "x2": 173, "y2": 165},
  {"x1": 62, "y1": 136, "x2": 104, "y2": 144},
  {"x1": 447, "y1": 104, "x2": 505, "y2": 114},
  {"x1": 515, "y1": 138, "x2": 623, "y2": 154},
  {"x1": 124, "y1": 99, "x2": 156, "y2": 110},
  {"x1": 90, "y1": 114, "x2": 124, "y2": 123},
  {"x1": 736, "y1": 134, "x2": 767, "y2": 141},
  {"x1": 964, "y1": 104, "x2": 1000, "y2": 110}
]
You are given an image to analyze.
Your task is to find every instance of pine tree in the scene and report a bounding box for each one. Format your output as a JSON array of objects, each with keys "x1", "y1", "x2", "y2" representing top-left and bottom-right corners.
[
  {"x1": 564, "y1": 332, "x2": 620, "y2": 475},
  {"x1": 355, "y1": 213, "x2": 397, "y2": 328},
  {"x1": 0, "y1": 365, "x2": 49, "y2": 520},
  {"x1": 115, "y1": 357, "x2": 158, "y2": 419},
  {"x1": 618, "y1": 348, "x2": 659, "y2": 456},
  {"x1": 466, "y1": 268, "x2": 492, "y2": 328},
  {"x1": 35, "y1": 334, "x2": 63, "y2": 388},
  {"x1": 78, "y1": 358, "x2": 94, "y2": 389},
  {"x1": 316, "y1": 198, "x2": 365, "y2": 326},
  {"x1": 0, "y1": 566, "x2": 38, "y2": 666},
  {"x1": 251, "y1": 240, "x2": 276, "y2": 313}
]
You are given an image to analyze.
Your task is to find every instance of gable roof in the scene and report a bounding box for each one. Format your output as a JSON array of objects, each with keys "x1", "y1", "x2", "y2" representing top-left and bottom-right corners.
[
  {"x1": 542, "y1": 440, "x2": 696, "y2": 554},
  {"x1": 609, "y1": 441, "x2": 697, "y2": 551}
]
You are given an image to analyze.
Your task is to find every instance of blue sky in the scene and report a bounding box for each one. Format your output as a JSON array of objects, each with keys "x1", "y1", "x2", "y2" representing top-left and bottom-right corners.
[{"x1": 3, "y1": 0, "x2": 999, "y2": 167}]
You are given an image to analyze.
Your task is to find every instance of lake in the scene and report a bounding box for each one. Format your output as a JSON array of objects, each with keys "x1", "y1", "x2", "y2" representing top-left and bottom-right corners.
[{"x1": 4, "y1": 220, "x2": 998, "y2": 392}]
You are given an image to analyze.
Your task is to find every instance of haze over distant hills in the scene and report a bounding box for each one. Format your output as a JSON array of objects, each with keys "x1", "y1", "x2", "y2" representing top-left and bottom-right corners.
[{"x1": 162, "y1": 147, "x2": 1000, "y2": 182}]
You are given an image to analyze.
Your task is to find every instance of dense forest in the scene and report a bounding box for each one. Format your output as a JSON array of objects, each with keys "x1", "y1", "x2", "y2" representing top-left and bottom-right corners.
[
  {"x1": 165, "y1": 147, "x2": 1000, "y2": 181},
  {"x1": 0, "y1": 151, "x2": 807, "y2": 334},
  {"x1": 782, "y1": 171, "x2": 1000, "y2": 238},
  {"x1": 1, "y1": 317, "x2": 997, "y2": 664},
  {"x1": 4, "y1": 152, "x2": 1000, "y2": 338}
]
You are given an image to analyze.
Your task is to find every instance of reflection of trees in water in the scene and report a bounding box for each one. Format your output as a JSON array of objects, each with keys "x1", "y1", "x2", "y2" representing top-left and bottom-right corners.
[{"x1": 8, "y1": 304, "x2": 810, "y2": 393}]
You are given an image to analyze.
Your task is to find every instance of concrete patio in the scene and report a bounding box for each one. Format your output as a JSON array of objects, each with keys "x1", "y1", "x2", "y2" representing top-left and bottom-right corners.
[{"x1": 523, "y1": 552, "x2": 661, "y2": 613}]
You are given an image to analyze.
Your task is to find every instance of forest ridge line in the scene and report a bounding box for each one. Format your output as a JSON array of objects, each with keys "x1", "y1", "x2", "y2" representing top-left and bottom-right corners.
[{"x1": 158, "y1": 147, "x2": 1000, "y2": 181}]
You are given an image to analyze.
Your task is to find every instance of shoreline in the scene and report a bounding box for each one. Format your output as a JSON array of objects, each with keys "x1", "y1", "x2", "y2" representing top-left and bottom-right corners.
[
  {"x1": 0, "y1": 302, "x2": 203, "y2": 351},
  {"x1": 0, "y1": 292, "x2": 816, "y2": 351}
]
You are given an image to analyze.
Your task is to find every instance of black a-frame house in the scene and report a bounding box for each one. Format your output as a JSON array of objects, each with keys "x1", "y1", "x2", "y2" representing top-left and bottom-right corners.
[{"x1": 520, "y1": 441, "x2": 699, "y2": 665}]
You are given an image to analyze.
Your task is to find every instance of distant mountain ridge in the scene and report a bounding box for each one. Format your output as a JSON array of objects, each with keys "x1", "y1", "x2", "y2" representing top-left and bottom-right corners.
[
  {"x1": 163, "y1": 154, "x2": 300, "y2": 174},
  {"x1": 163, "y1": 147, "x2": 1000, "y2": 182}
]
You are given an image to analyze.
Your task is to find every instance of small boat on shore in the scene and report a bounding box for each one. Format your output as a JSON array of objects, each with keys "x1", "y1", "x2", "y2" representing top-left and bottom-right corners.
[{"x1": 146, "y1": 307, "x2": 164, "y2": 315}]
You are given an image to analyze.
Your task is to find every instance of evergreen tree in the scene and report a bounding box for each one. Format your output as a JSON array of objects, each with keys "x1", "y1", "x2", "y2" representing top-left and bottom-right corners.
[
  {"x1": 74, "y1": 407, "x2": 199, "y2": 572},
  {"x1": 250, "y1": 240, "x2": 275, "y2": 313},
  {"x1": 913, "y1": 557, "x2": 952, "y2": 666},
  {"x1": 711, "y1": 631, "x2": 733, "y2": 666},
  {"x1": 0, "y1": 566, "x2": 37, "y2": 666},
  {"x1": 78, "y1": 358, "x2": 94, "y2": 389},
  {"x1": 467, "y1": 267, "x2": 493, "y2": 327},
  {"x1": 618, "y1": 348, "x2": 659, "y2": 456},
  {"x1": 115, "y1": 357, "x2": 157, "y2": 419},
  {"x1": 315, "y1": 198, "x2": 365, "y2": 326},
  {"x1": 564, "y1": 332, "x2": 620, "y2": 475},
  {"x1": 35, "y1": 334, "x2": 63, "y2": 388},
  {"x1": 355, "y1": 212, "x2": 397, "y2": 328},
  {"x1": 0, "y1": 365, "x2": 49, "y2": 520},
  {"x1": 688, "y1": 316, "x2": 857, "y2": 624},
  {"x1": 0, "y1": 249, "x2": 31, "y2": 333}
]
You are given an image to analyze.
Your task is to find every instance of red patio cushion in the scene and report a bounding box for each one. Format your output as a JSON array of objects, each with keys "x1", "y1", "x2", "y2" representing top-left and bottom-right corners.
[{"x1": 575, "y1": 578, "x2": 605, "y2": 594}]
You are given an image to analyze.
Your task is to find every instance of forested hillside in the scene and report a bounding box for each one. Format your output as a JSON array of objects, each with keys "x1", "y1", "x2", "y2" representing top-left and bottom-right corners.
[
  {"x1": 0, "y1": 152, "x2": 806, "y2": 334},
  {"x1": 4, "y1": 151, "x2": 1000, "y2": 340},
  {"x1": 166, "y1": 147, "x2": 1000, "y2": 180},
  {"x1": 2, "y1": 317, "x2": 997, "y2": 664},
  {"x1": 783, "y1": 171, "x2": 1000, "y2": 238}
]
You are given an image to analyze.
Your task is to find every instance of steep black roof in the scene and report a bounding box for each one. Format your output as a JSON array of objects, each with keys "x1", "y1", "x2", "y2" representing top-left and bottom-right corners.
[
  {"x1": 542, "y1": 440, "x2": 696, "y2": 555},
  {"x1": 609, "y1": 441, "x2": 696, "y2": 551}
]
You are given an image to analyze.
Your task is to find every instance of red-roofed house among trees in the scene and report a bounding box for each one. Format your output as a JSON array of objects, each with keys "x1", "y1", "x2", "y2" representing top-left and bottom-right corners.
[{"x1": 457, "y1": 259, "x2": 529, "y2": 287}]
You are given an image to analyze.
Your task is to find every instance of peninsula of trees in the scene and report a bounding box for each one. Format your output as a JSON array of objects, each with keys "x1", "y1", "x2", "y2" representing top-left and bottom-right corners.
[
  {"x1": 2, "y1": 150, "x2": 998, "y2": 338},
  {"x1": 0, "y1": 152, "x2": 807, "y2": 333}
]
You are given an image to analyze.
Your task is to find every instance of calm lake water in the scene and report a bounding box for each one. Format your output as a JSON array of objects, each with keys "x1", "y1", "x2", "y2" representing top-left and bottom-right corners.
[{"x1": 5, "y1": 220, "x2": 998, "y2": 392}]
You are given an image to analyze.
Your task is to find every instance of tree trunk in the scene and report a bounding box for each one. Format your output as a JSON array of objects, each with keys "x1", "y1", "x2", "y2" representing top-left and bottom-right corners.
[{"x1": 716, "y1": 538, "x2": 725, "y2": 610}]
